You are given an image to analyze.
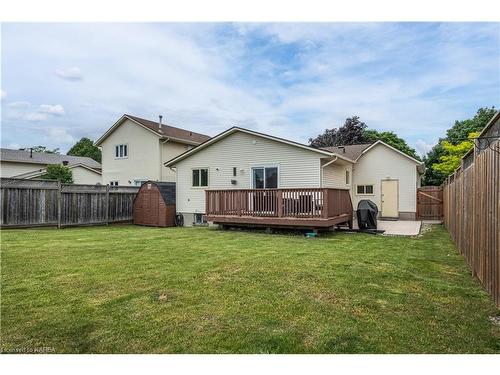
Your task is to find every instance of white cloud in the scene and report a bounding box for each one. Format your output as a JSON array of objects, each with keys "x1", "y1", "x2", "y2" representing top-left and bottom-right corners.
[
  {"x1": 24, "y1": 112, "x2": 48, "y2": 122},
  {"x1": 0, "y1": 90, "x2": 6, "y2": 100},
  {"x1": 7, "y1": 142, "x2": 21, "y2": 149},
  {"x1": 55, "y1": 66, "x2": 83, "y2": 81},
  {"x1": 39, "y1": 104, "x2": 65, "y2": 115},
  {"x1": 1, "y1": 23, "x2": 498, "y2": 152},
  {"x1": 415, "y1": 139, "x2": 436, "y2": 156},
  {"x1": 7, "y1": 101, "x2": 31, "y2": 108},
  {"x1": 47, "y1": 128, "x2": 75, "y2": 143}
]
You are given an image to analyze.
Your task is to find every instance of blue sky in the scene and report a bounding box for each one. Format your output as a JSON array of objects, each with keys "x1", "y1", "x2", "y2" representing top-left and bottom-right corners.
[{"x1": 1, "y1": 22, "x2": 499, "y2": 155}]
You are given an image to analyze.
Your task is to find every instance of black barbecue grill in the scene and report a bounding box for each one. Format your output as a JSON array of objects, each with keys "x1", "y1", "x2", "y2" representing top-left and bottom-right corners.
[{"x1": 357, "y1": 200, "x2": 378, "y2": 230}]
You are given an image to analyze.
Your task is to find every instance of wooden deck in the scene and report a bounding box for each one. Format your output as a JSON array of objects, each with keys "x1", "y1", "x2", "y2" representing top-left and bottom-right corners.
[{"x1": 205, "y1": 188, "x2": 353, "y2": 229}]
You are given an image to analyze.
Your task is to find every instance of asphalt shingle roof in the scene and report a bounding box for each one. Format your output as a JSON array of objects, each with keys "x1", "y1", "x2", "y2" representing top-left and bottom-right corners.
[
  {"x1": 321, "y1": 143, "x2": 372, "y2": 161},
  {"x1": 126, "y1": 115, "x2": 211, "y2": 144},
  {"x1": 0, "y1": 148, "x2": 101, "y2": 169}
]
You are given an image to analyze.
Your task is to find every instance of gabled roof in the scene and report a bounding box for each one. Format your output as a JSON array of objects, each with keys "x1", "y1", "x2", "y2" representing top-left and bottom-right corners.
[
  {"x1": 357, "y1": 140, "x2": 423, "y2": 165},
  {"x1": 164, "y1": 126, "x2": 354, "y2": 167},
  {"x1": 0, "y1": 148, "x2": 101, "y2": 169},
  {"x1": 135, "y1": 181, "x2": 176, "y2": 205},
  {"x1": 95, "y1": 114, "x2": 211, "y2": 146},
  {"x1": 11, "y1": 163, "x2": 102, "y2": 179},
  {"x1": 321, "y1": 144, "x2": 372, "y2": 161}
]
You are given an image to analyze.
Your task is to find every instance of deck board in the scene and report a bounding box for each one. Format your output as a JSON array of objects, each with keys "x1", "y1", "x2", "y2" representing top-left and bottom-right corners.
[{"x1": 204, "y1": 213, "x2": 352, "y2": 228}]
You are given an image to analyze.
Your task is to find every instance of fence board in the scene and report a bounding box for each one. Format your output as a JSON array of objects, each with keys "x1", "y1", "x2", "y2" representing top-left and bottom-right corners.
[
  {"x1": 443, "y1": 140, "x2": 500, "y2": 307},
  {"x1": 0, "y1": 178, "x2": 139, "y2": 228},
  {"x1": 416, "y1": 186, "x2": 443, "y2": 220}
]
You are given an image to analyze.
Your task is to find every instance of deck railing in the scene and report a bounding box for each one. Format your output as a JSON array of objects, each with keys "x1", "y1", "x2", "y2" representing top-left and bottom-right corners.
[{"x1": 205, "y1": 188, "x2": 352, "y2": 219}]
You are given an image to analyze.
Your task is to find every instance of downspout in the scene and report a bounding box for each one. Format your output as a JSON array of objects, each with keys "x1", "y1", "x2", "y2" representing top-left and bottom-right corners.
[
  {"x1": 320, "y1": 156, "x2": 337, "y2": 187},
  {"x1": 161, "y1": 138, "x2": 171, "y2": 181}
]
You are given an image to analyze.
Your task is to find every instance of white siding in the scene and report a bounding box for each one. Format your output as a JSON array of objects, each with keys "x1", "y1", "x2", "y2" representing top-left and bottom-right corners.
[
  {"x1": 100, "y1": 119, "x2": 161, "y2": 185},
  {"x1": 321, "y1": 161, "x2": 352, "y2": 189},
  {"x1": 1, "y1": 161, "x2": 46, "y2": 177},
  {"x1": 174, "y1": 131, "x2": 323, "y2": 214},
  {"x1": 71, "y1": 166, "x2": 102, "y2": 184},
  {"x1": 351, "y1": 143, "x2": 419, "y2": 214},
  {"x1": 161, "y1": 141, "x2": 190, "y2": 182}
]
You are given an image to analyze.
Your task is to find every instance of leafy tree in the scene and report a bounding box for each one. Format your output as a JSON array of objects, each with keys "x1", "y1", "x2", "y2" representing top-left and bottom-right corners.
[
  {"x1": 363, "y1": 129, "x2": 420, "y2": 160},
  {"x1": 432, "y1": 132, "x2": 479, "y2": 176},
  {"x1": 422, "y1": 107, "x2": 496, "y2": 186},
  {"x1": 445, "y1": 107, "x2": 496, "y2": 145},
  {"x1": 309, "y1": 116, "x2": 367, "y2": 148},
  {"x1": 421, "y1": 143, "x2": 447, "y2": 186},
  {"x1": 309, "y1": 116, "x2": 419, "y2": 160},
  {"x1": 67, "y1": 137, "x2": 101, "y2": 163},
  {"x1": 20, "y1": 146, "x2": 60, "y2": 154},
  {"x1": 41, "y1": 164, "x2": 73, "y2": 183}
]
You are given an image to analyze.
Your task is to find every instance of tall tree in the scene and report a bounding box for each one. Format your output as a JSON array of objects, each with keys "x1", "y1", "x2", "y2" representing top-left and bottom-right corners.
[
  {"x1": 309, "y1": 116, "x2": 367, "y2": 148},
  {"x1": 422, "y1": 107, "x2": 496, "y2": 186},
  {"x1": 445, "y1": 107, "x2": 497, "y2": 145},
  {"x1": 67, "y1": 137, "x2": 101, "y2": 163},
  {"x1": 432, "y1": 132, "x2": 479, "y2": 176},
  {"x1": 363, "y1": 129, "x2": 420, "y2": 160},
  {"x1": 421, "y1": 143, "x2": 446, "y2": 186},
  {"x1": 20, "y1": 146, "x2": 60, "y2": 154},
  {"x1": 309, "y1": 116, "x2": 419, "y2": 160},
  {"x1": 41, "y1": 164, "x2": 73, "y2": 183}
]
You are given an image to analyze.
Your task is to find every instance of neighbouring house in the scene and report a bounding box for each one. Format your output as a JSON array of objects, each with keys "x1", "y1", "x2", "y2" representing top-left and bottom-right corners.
[
  {"x1": 0, "y1": 148, "x2": 102, "y2": 184},
  {"x1": 95, "y1": 114, "x2": 210, "y2": 186},
  {"x1": 164, "y1": 127, "x2": 424, "y2": 227}
]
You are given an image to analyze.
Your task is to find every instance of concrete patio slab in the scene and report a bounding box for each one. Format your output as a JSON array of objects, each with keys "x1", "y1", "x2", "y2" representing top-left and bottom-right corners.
[{"x1": 352, "y1": 219, "x2": 421, "y2": 236}]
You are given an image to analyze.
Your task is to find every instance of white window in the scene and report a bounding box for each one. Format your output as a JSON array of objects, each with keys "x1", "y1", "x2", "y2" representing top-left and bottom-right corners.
[
  {"x1": 356, "y1": 184, "x2": 374, "y2": 195},
  {"x1": 110, "y1": 181, "x2": 119, "y2": 186},
  {"x1": 192, "y1": 168, "x2": 208, "y2": 187},
  {"x1": 133, "y1": 179, "x2": 148, "y2": 186},
  {"x1": 345, "y1": 170, "x2": 350, "y2": 185},
  {"x1": 115, "y1": 144, "x2": 128, "y2": 158},
  {"x1": 194, "y1": 213, "x2": 206, "y2": 225},
  {"x1": 252, "y1": 166, "x2": 278, "y2": 189}
]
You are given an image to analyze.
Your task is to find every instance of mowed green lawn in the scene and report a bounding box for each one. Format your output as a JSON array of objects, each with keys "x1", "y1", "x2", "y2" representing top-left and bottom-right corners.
[{"x1": 1, "y1": 225, "x2": 499, "y2": 353}]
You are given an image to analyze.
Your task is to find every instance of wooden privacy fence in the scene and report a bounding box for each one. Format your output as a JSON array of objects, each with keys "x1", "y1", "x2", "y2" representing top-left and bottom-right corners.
[
  {"x1": 443, "y1": 140, "x2": 500, "y2": 307},
  {"x1": 0, "y1": 178, "x2": 139, "y2": 228},
  {"x1": 416, "y1": 186, "x2": 443, "y2": 220}
]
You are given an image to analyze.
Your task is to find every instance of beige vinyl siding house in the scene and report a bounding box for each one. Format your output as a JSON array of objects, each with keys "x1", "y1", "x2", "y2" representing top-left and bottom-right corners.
[
  {"x1": 0, "y1": 148, "x2": 102, "y2": 184},
  {"x1": 1, "y1": 161, "x2": 47, "y2": 177},
  {"x1": 351, "y1": 143, "x2": 421, "y2": 220},
  {"x1": 69, "y1": 165, "x2": 103, "y2": 184},
  {"x1": 95, "y1": 114, "x2": 210, "y2": 186},
  {"x1": 166, "y1": 127, "x2": 356, "y2": 225},
  {"x1": 165, "y1": 127, "x2": 424, "y2": 226},
  {"x1": 172, "y1": 130, "x2": 330, "y2": 222}
]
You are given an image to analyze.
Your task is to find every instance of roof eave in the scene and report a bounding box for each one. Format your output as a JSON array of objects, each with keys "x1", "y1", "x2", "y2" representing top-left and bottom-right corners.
[
  {"x1": 94, "y1": 114, "x2": 161, "y2": 146},
  {"x1": 164, "y1": 126, "x2": 343, "y2": 167},
  {"x1": 161, "y1": 135, "x2": 205, "y2": 146}
]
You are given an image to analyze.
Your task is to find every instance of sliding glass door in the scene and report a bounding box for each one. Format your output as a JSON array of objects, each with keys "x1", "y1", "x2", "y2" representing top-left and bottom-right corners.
[{"x1": 252, "y1": 167, "x2": 278, "y2": 189}]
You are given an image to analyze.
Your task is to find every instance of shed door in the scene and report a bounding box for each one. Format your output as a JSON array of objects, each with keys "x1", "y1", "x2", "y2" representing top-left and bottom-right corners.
[{"x1": 381, "y1": 180, "x2": 398, "y2": 218}]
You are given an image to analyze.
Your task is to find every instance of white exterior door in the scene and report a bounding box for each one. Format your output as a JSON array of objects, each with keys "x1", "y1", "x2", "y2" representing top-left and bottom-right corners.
[{"x1": 381, "y1": 180, "x2": 398, "y2": 218}]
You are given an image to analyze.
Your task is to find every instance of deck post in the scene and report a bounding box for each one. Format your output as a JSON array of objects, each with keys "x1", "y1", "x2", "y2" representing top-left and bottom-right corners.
[
  {"x1": 238, "y1": 190, "x2": 242, "y2": 216},
  {"x1": 277, "y1": 189, "x2": 283, "y2": 217},
  {"x1": 322, "y1": 188, "x2": 329, "y2": 218},
  {"x1": 205, "y1": 190, "x2": 209, "y2": 215}
]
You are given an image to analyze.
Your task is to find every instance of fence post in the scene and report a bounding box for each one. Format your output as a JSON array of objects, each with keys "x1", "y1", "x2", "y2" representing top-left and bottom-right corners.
[
  {"x1": 57, "y1": 180, "x2": 62, "y2": 229},
  {"x1": 105, "y1": 184, "x2": 110, "y2": 225}
]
